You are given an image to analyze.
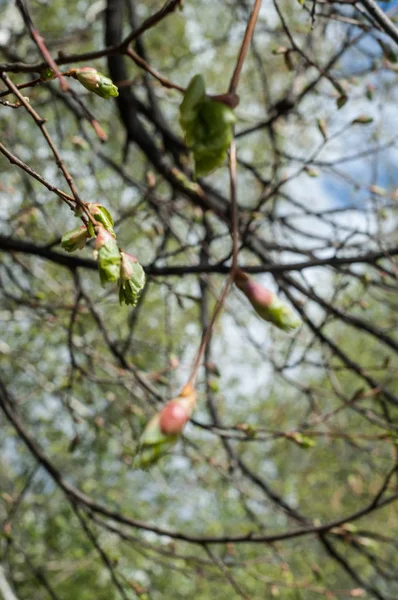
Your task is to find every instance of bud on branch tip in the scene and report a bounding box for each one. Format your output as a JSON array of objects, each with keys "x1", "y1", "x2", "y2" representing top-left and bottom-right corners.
[
  {"x1": 234, "y1": 270, "x2": 302, "y2": 332},
  {"x1": 70, "y1": 67, "x2": 119, "y2": 99},
  {"x1": 135, "y1": 384, "x2": 196, "y2": 469}
]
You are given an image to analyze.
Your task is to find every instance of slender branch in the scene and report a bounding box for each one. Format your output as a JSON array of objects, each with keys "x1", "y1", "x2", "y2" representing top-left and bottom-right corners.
[
  {"x1": 0, "y1": 234, "x2": 397, "y2": 276},
  {"x1": 121, "y1": 0, "x2": 182, "y2": 49},
  {"x1": 15, "y1": 0, "x2": 69, "y2": 91},
  {"x1": 125, "y1": 47, "x2": 184, "y2": 92},
  {"x1": 0, "y1": 73, "x2": 96, "y2": 226},
  {"x1": 229, "y1": 0, "x2": 263, "y2": 94}
]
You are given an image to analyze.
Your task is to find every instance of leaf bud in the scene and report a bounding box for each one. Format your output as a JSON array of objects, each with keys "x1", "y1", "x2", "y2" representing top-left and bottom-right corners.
[
  {"x1": 70, "y1": 67, "x2": 119, "y2": 99},
  {"x1": 40, "y1": 67, "x2": 55, "y2": 81},
  {"x1": 135, "y1": 384, "x2": 196, "y2": 469},
  {"x1": 234, "y1": 270, "x2": 302, "y2": 332}
]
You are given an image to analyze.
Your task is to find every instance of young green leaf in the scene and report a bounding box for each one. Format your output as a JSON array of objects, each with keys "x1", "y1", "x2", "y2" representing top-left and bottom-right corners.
[
  {"x1": 95, "y1": 227, "x2": 120, "y2": 284},
  {"x1": 179, "y1": 74, "x2": 236, "y2": 177},
  {"x1": 61, "y1": 226, "x2": 91, "y2": 252},
  {"x1": 86, "y1": 203, "x2": 115, "y2": 236},
  {"x1": 119, "y1": 251, "x2": 146, "y2": 307}
]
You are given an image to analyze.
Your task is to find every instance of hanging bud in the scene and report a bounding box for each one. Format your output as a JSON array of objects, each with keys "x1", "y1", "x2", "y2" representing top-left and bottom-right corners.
[
  {"x1": 61, "y1": 225, "x2": 91, "y2": 252},
  {"x1": 69, "y1": 67, "x2": 119, "y2": 99},
  {"x1": 119, "y1": 251, "x2": 146, "y2": 307},
  {"x1": 86, "y1": 203, "x2": 115, "y2": 236},
  {"x1": 95, "y1": 226, "x2": 121, "y2": 284},
  {"x1": 135, "y1": 384, "x2": 196, "y2": 469},
  {"x1": 234, "y1": 270, "x2": 302, "y2": 332}
]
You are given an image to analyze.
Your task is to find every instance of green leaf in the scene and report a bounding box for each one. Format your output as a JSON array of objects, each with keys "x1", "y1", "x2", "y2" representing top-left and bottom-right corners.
[
  {"x1": 179, "y1": 74, "x2": 206, "y2": 128},
  {"x1": 179, "y1": 74, "x2": 236, "y2": 177},
  {"x1": 61, "y1": 226, "x2": 91, "y2": 252},
  {"x1": 87, "y1": 203, "x2": 115, "y2": 236},
  {"x1": 119, "y1": 254, "x2": 146, "y2": 307},
  {"x1": 98, "y1": 239, "x2": 121, "y2": 284}
]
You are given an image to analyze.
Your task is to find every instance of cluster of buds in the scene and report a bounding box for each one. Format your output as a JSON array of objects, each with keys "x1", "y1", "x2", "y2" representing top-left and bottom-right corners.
[
  {"x1": 69, "y1": 67, "x2": 119, "y2": 99},
  {"x1": 179, "y1": 74, "x2": 236, "y2": 177},
  {"x1": 61, "y1": 202, "x2": 145, "y2": 304},
  {"x1": 234, "y1": 270, "x2": 302, "y2": 332},
  {"x1": 135, "y1": 384, "x2": 196, "y2": 469}
]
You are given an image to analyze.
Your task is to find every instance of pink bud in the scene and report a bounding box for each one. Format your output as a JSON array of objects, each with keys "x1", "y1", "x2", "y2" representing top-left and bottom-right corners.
[
  {"x1": 120, "y1": 251, "x2": 138, "y2": 281},
  {"x1": 159, "y1": 401, "x2": 190, "y2": 435},
  {"x1": 234, "y1": 270, "x2": 273, "y2": 307},
  {"x1": 95, "y1": 226, "x2": 114, "y2": 250}
]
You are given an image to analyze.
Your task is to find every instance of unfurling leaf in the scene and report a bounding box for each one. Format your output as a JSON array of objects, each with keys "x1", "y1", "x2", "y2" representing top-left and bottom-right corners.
[
  {"x1": 119, "y1": 251, "x2": 146, "y2": 307},
  {"x1": 86, "y1": 203, "x2": 115, "y2": 236},
  {"x1": 95, "y1": 226, "x2": 120, "y2": 284},
  {"x1": 234, "y1": 270, "x2": 302, "y2": 332},
  {"x1": 179, "y1": 74, "x2": 236, "y2": 177},
  {"x1": 70, "y1": 67, "x2": 119, "y2": 99},
  {"x1": 135, "y1": 384, "x2": 196, "y2": 469},
  {"x1": 61, "y1": 226, "x2": 91, "y2": 252}
]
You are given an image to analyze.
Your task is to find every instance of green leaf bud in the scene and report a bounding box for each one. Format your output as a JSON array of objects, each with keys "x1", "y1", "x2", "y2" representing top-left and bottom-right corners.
[
  {"x1": 40, "y1": 67, "x2": 55, "y2": 81},
  {"x1": 70, "y1": 67, "x2": 119, "y2": 99}
]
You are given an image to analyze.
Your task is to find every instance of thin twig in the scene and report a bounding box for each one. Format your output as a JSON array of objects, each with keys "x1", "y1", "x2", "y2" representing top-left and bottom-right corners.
[
  {"x1": 0, "y1": 73, "x2": 96, "y2": 226},
  {"x1": 229, "y1": 0, "x2": 263, "y2": 94}
]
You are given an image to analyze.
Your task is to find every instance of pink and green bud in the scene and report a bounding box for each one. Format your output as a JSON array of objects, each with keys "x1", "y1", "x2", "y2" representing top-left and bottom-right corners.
[
  {"x1": 234, "y1": 270, "x2": 302, "y2": 332},
  {"x1": 70, "y1": 67, "x2": 119, "y2": 99},
  {"x1": 61, "y1": 226, "x2": 91, "y2": 252},
  {"x1": 135, "y1": 384, "x2": 196, "y2": 469},
  {"x1": 119, "y1": 251, "x2": 146, "y2": 307},
  {"x1": 95, "y1": 226, "x2": 121, "y2": 284},
  {"x1": 159, "y1": 400, "x2": 191, "y2": 435},
  {"x1": 86, "y1": 202, "x2": 115, "y2": 236}
]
